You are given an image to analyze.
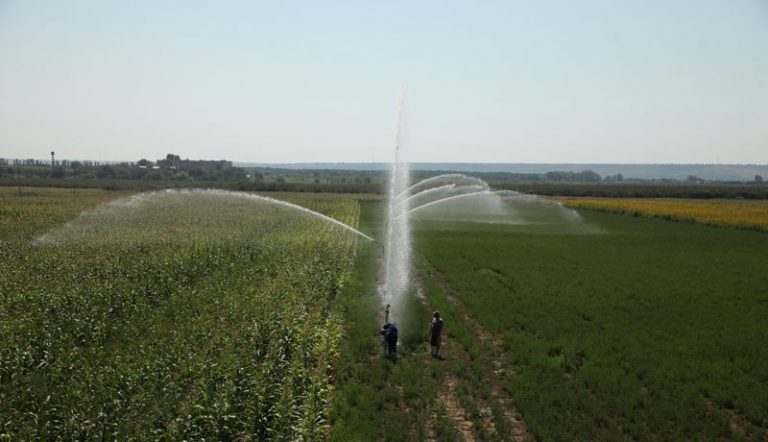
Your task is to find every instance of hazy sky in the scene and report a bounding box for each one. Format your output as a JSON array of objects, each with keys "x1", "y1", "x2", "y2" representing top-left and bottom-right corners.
[{"x1": 1, "y1": 1, "x2": 767, "y2": 164}]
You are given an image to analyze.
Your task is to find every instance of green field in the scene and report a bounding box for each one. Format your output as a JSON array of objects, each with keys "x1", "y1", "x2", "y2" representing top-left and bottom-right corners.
[
  {"x1": 413, "y1": 209, "x2": 768, "y2": 440},
  {"x1": 2, "y1": 188, "x2": 767, "y2": 440}
]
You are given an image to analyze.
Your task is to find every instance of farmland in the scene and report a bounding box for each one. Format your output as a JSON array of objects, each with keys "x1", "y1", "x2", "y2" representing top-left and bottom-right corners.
[
  {"x1": 414, "y1": 207, "x2": 768, "y2": 440},
  {"x1": 0, "y1": 188, "x2": 364, "y2": 439},
  {"x1": 559, "y1": 197, "x2": 768, "y2": 232},
  {"x1": 2, "y1": 187, "x2": 768, "y2": 440}
]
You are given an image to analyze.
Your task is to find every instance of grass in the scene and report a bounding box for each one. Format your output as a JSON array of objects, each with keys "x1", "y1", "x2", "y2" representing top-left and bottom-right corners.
[{"x1": 415, "y1": 209, "x2": 768, "y2": 440}]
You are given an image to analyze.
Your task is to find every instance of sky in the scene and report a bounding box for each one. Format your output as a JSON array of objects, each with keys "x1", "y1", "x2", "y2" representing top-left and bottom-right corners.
[{"x1": 1, "y1": 1, "x2": 767, "y2": 164}]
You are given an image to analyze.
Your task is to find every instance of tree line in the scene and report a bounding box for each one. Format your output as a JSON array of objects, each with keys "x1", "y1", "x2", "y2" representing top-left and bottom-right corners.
[
  {"x1": 0, "y1": 158, "x2": 246, "y2": 182},
  {"x1": 2, "y1": 158, "x2": 765, "y2": 199}
]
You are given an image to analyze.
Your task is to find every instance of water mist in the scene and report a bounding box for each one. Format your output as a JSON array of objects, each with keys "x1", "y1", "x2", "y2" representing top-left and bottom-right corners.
[{"x1": 382, "y1": 93, "x2": 411, "y2": 323}]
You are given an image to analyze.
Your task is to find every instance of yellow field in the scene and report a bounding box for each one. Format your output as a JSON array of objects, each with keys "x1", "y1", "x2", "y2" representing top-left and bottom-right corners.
[{"x1": 558, "y1": 197, "x2": 768, "y2": 232}]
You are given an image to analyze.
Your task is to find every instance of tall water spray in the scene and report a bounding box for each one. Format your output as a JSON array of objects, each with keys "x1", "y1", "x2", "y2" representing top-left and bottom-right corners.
[
  {"x1": 383, "y1": 94, "x2": 411, "y2": 322},
  {"x1": 376, "y1": 94, "x2": 590, "y2": 322}
]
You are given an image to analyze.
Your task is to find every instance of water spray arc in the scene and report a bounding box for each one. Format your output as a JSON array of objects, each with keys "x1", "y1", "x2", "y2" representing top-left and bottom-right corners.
[
  {"x1": 397, "y1": 189, "x2": 498, "y2": 218},
  {"x1": 231, "y1": 190, "x2": 376, "y2": 241},
  {"x1": 395, "y1": 173, "x2": 488, "y2": 201},
  {"x1": 393, "y1": 183, "x2": 490, "y2": 211},
  {"x1": 393, "y1": 176, "x2": 581, "y2": 221},
  {"x1": 378, "y1": 100, "x2": 588, "y2": 324},
  {"x1": 34, "y1": 189, "x2": 375, "y2": 246}
]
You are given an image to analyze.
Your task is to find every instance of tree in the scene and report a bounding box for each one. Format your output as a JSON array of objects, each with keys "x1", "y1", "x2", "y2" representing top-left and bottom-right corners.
[
  {"x1": 189, "y1": 167, "x2": 205, "y2": 179},
  {"x1": 755, "y1": 174, "x2": 764, "y2": 184},
  {"x1": 545, "y1": 171, "x2": 566, "y2": 181},
  {"x1": 96, "y1": 165, "x2": 115, "y2": 179},
  {"x1": 545, "y1": 170, "x2": 602, "y2": 182},
  {"x1": 578, "y1": 170, "x2": 602, "y2": 182},
  {"x1": 130, "y1": 168, "x2": 148, "y2": 180},
  {"x1": 51, "y1": 166, "x2": 66, "y2": 178}
]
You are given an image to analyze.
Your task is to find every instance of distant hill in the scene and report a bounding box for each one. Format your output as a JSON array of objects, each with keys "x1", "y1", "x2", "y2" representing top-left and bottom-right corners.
[{"x1": 237, "y1": 162, "x2": 768, "y2": 182}]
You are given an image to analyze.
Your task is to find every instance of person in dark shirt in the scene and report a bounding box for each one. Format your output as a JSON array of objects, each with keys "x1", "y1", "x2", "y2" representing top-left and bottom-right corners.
[
  {"x1": 379, "y1": 322, "x2": 398, "y2": 358},
  {"x1": 429, "y1": 311, "x2": 444, "y2": 358}
]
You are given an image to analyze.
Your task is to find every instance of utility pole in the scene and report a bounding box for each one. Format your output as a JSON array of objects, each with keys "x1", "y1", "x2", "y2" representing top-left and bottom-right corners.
[{"x1": 16, "y1": 160, "x2": 21, "y2": 196}]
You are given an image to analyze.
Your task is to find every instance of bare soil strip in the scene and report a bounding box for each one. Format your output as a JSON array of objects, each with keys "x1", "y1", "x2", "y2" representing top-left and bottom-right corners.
[
  {"x1": 420, "y1": 263, "x2": 534, "y2": 441},
  {"x1": 435, "y1": 374, "x2": 479, "y2": 442},
  {"x1": 702, "y1": 396, "x2": 768, "y2": 440}
]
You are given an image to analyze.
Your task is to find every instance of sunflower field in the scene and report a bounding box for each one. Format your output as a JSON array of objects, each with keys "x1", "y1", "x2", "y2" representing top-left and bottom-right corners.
[{"x1": 558, "y1": 197, "x2": 768, "y2": 232}]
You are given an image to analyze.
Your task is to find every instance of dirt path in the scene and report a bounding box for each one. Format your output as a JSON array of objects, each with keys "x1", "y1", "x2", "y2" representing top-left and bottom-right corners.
[
  {"x1": 420, "y1": 264, "x2": 534, "y2": 442},
  {"x1": 434, "y1": 374, "x2": 480, "y2": 441}
]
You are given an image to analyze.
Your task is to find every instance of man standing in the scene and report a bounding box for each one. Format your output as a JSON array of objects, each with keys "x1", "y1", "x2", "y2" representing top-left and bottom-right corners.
[{"x1": 429, "y1": 311, "x2": 444, "y2": 358}]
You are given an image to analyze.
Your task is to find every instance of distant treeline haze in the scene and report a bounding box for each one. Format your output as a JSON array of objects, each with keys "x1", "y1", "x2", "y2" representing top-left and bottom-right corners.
[{"x1": 1, "y1": 157, "x2": 766, "y2": 199}]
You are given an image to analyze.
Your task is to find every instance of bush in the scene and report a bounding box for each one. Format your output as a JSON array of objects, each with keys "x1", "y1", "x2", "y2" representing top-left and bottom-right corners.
[{"x1": 144, "y1": 171, "x2": 163, "y2": 181}]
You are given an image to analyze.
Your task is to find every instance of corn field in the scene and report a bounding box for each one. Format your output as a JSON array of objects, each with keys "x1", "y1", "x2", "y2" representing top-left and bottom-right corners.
[{"x1": 0, "y1": 189, "x2": 363, "y2": 440}]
